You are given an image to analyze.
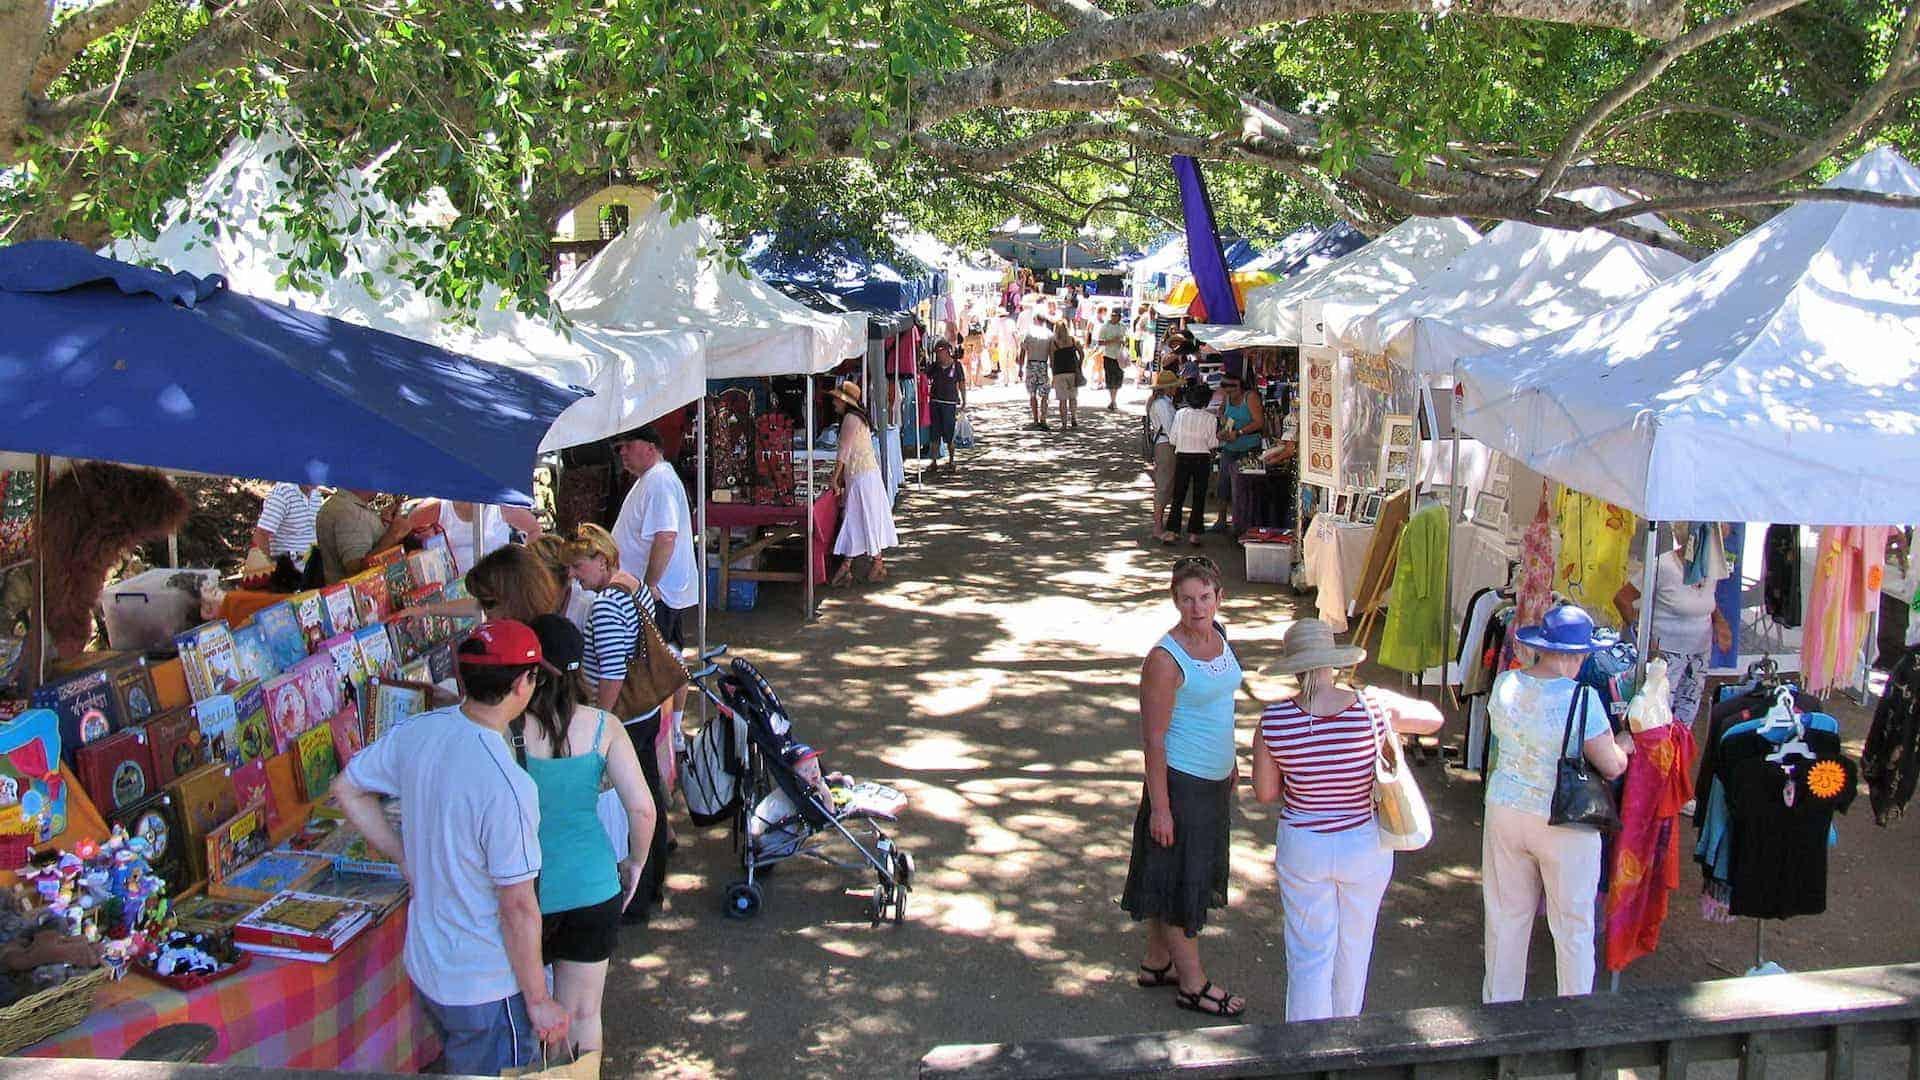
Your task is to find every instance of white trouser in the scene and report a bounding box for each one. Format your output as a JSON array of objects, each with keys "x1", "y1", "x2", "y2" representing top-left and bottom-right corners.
[
  {"x1": 1274, "y1": 822, "x2": 1395, "y2": 1022},
  {"x1": 1481, "y1": 802, "x2": 1602, "y2": 1003}
]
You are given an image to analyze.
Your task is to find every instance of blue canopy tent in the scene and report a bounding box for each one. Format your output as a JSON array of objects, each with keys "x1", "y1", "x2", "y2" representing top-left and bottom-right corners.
[
  {"x1": 747, "y1": 234, "x2": 933, "y2": 313},
  {"x1": 0, "y1": 241, "x2": 581, "y2": 506},
  {"x1": 1222, "y1": 239, "x2": 1264, "y2": 270},
  {"x1": 1270, "y1": 222, "x2": 1368, "y2": 278}
]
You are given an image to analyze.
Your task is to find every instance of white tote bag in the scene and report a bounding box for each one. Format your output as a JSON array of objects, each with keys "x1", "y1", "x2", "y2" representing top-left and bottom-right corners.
[{"x1": 1366, "y1": 694, "x2": 1433, "y2": 851}]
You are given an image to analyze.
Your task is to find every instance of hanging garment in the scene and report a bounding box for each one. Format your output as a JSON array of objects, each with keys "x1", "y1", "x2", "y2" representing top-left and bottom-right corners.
[
  {"x1": 1805, "y1": 526, "x2": 1890, "y2": 693},
  {"x1": 1454, "y1": 587, "x2": 1502, "y2": 688},
  {"x1": 1719, "y1": 730, "x2": 1856, "y2": 920},
  {"x1": 1762, "y1": 524, "x2": 1803, "y2": 627},
  {"x1": 1865, "y1": 650, "x2": 1920, "y2": 825},
  {"x1": 1694, "y1": 708, "x2": 1845, "y2": 917},
  {"x1": 1605, "y1": 719, "x2": 1696, "y2": 973},
  {"x1": 1378, "y1": 503, "x2": 1451, "y2": 673},
  {"x1": 1552, "y1": 488, "x2": 1636, "y2": 627},
  {"x1": 1516, "y1": 493, "x2": 1556, "y2": 628}
]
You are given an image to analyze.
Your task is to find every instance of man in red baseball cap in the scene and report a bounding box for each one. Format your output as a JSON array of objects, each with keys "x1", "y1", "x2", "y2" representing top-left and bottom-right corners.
[{"x1": 332, "y1": 619, "x2": 569, "y2": 1073}]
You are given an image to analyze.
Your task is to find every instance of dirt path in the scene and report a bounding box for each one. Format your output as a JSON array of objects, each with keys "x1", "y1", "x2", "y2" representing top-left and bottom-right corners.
[{"x1": 599, "y1": 388, "x2": 1920, "y2": 1078}]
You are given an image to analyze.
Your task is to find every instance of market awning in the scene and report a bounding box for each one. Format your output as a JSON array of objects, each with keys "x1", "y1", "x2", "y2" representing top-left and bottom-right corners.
[
  {"x1": 1188, "y1": 324, "x2": 1292, "y2": 351},
  {"x1": 0, "y1": 241, "x2": 579, "y2": 506}
]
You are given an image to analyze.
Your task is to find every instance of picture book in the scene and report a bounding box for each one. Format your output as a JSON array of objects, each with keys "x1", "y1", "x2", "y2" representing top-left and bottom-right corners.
[
  {"x1": 426, "y1": 641, "x2": 455, "y2": 688},
  {"x1": 172, "y1": 893, "x2": 256, "y2": 935},
  {"x1": 367, "y1": 545, "x2": 405, "y2": 571},
  {"x1": 230, "y1": 758, "x2": 281, "y2": 835},
  {"x1": 30, "y1": 663, "x2": 120, "y2": 765},
  {"x1": 304, "y1": 865, "x2": 410, "y2": 922},
  {"x1": 175, "y1": 620, "x2": 242, "y2": 701},
  {"x1": 74, "y1": 727, "x2": 154, "y2": 813},
  {"x1": 213, "y1": 850, "x2": 330, "y2": 904},
  {"x1": 347, "y1": 570, "x2": 391, "y2": 626},
  {"x1": 276, "y1": 809, "x2": 344, "y2": 855},
  {"x1": 287, "y1": 591, "x2": 329, "y2": 653},
  {"x1": 382, "y1": 559, "x2": 413, "y2": 609},
  {"x1": 384, "y1": 599, "x2": 433, "y2": 665},
  {"x1": 406, "y1": 549, "x2": 449, "y2": 590},
  {"x1": 114, "y1": 792, "x2": 187, "y2": 891},
  {"x1": 351, "y1": 624, "x2": 396, "y2": 681},
  {"x1": 232, "y1": 680, "x2": 273, "y2": 766},
  {"x1": 0, "y1": 709, "x2": 67, "y2": 843},
  {"x1": 397, "y1": 658, "x2": 432, "y2": 687},
  {"x1": 251, "y1": 601, "x2": 309, "y2": 673},
  {"x1": 229, "y1": 623, "x2": 279, "y2": 685},
  {"x1": 421, "y1": 532, "x2": 453, "y2": 577},
  {"x1": 265, "y1": 655, "x2": 342, "y2": 755},
  {"x1": 295, "y1": 725, "x2": 339, "y2": 803},
  {"x1": 319, "y1": 633, "x2": 369, "y2": 708},
  {"x1": 327, "y1": 704, "x2": 364, "y2": 767},
  {"x1": 203, "y1": 807, "x2": 270, "y2": 888},
  {"x1": 319, "y1": 582, "x2": 359, "y2": 638},
  {"x1": 191, "y1": 693, "x2": 239, "y2": 767},
  {"x1": 143, "y1": 706, "x2": 204, "y2": 787},
  {"x1": 364, "y1": 679, "x2": 427, "y2": 742},
  {"x1": 234, "y1": 889, "x2": 374, "y2": 955},
  {"x1": 167, "y1": 763, "x2": 238, "y2": 841},
  {"x1": 106, "y1": 656, "x2": 159, "y2": 726}
]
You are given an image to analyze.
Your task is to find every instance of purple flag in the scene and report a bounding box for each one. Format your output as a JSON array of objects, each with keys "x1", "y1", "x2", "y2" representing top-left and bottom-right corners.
[{"x1": 1172, "y1": 155, "x2": 1240, "y2": 324}]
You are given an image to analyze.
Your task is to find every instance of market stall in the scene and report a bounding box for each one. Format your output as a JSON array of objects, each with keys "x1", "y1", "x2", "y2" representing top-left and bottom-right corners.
[
  {"x1": 0, "y1": 241, "x2": 579, "y2": 1069},
  {"x1": 558, "y1": 204, "x2": 867, "y2": 619}
]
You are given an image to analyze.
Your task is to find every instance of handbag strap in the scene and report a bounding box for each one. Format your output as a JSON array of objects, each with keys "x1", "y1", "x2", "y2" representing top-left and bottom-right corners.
[
  {"x1": 607, "y1": 579, "x2": 651, "y2": 662},
  {"x1": 1558, "y1": 683, "x2": 1589, "y2": 763}
]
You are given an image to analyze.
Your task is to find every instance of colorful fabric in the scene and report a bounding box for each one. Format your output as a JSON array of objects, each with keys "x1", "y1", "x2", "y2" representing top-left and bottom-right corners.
[
  {"x1": 1516, "y1": 494, "x2": 1556, "y2": 628},
  {"x1": 1551, "y1": 488, "x2": 1636, "y2": 627},
  {"x1": 26, "y1": 909, "x2": 436, "y2": 1070},
  {"x1": 1604, "y1": 721, "x2": 1696, "y2": 972},
  {"x1": 1378, "y1": 503, "x2": 1451, "y2": 673},
  {"x1": 1805, "y1": 525, "x2": 1890, "y2": 693}
]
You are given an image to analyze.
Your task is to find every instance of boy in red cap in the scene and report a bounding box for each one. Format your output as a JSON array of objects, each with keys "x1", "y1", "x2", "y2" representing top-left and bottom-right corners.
[{"x1": 333, "y1": 620, "x2": 569, "y2": 1074}]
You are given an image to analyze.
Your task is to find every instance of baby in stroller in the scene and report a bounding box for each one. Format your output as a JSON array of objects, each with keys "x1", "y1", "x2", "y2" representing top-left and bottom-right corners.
[{"x1": 683, "y1": 647, "x2": 913, "y2": 923}]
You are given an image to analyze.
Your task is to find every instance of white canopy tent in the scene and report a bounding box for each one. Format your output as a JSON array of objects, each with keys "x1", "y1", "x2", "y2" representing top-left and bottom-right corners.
[
  {"x1": 1238, "y1": 224, "x2": 1324, "y2": 274},
  {"x1": 1242, "y1": 217, "x2": 1483, "y2": 344},
  {"x1": 1324, "y1": 189, "x2": 1694, "y2": 379},
  {"x1": 107, "y1": 137, "x2": 707, "y2": 453},
  {"x1": 555, "y1": 203, "x2": 866, "y2": 379},
  {"x1": 1455, "y1": 146, "x2": 1920, "y2": 527}
]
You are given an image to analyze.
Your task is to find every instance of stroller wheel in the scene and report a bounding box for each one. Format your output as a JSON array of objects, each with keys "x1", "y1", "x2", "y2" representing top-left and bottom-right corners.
[{"x1": 723, "y1": 880, "x2": 763, "y2": 920}]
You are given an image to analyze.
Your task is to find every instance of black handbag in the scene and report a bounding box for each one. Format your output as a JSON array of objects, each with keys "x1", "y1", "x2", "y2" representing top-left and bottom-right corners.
[{"x1": 1548, "y1": 686, "x2": 1622, "y2": 831}]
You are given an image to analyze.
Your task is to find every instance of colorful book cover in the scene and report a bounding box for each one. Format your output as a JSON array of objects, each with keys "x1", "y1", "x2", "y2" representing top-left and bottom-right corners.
[
  {"x1": 251, "y1": 601, "x2": 309, "y2": 672},
  {"x1": 426, "y1": 641, "x2": 456, "y2": 688},
  {"x1": 143, "y1": 705, "x2": 204, "y2": 788},
  {"x1": 232, "y1": 680, "x2": 273, "y2": 766},
  {"x1": 382, "y1": 559, "x2": 413, "y2": 608},
  {"x1": 30, "y1": 664, "x2": 120, "y2": 765},
  {"x1": 230, "y1": 758, "x2": 281, "y2": 835},
  {"x1": 305, "y1": 865, "x2": 410, "y2": 921},
  {"x1": 107, "y1": 656, "x2": 159, "y2": 726},
  {"x1": 230, "y1": 624, "x2": 279, "y2": 685},
  {"x1": 365, "y1": 679, "x2": 427, "y2": 742},
  {"x1": 295, "y1": 724, "x2": 339, "y2": 803},
  {"x1": 319, "y1": 633, "x2": 369, "y2": 707},
  {"x1": 113, "y1": 793, "x2": 186, "y2": 893},
  {"x1": 405, "y1": 549, "x2": 447, "y2": 590},
  {"x1": 175, "y1": 620, "x2": 242, "y2": 701},
  {"x1": 0, "y1": 709, "x2": 68, "y2": 843},
  {"x1": 264, "y1": 654, "x2": 340, "y2": 755},
  {"x1": 73, "y1": 727, "x2": 154, "y2": 813},
  {"x1": 385, "y1": 596, "x2": 433, "y2": 665},
  {"x1": 367, "y1": 546, "x2": 405, "y2": 571},
  {"x1": 167, "y1": 762, "x2": 237, "y2": 884},
  {"x1": 328, "y1": 704, "x2": 364, "y2": 767},
  {"x1": 287, "y1": 591, "x2": 329, "y2": 654},
  {"x1": 204, "y1": 806, "x2": 269, "y2": 887},
  {"x1": 319, "y1": 583, "x2": 359, "y2": 638},
  {"x1": 191, "y1": 693, "x2": 239, "y2": 767},
  {"x1": 351, "y1": 624, "x2": 396, "y2": 681},
  {"x1": 397, "y1": 658, "x2": 432, "y2": 687},
  {"x1": 172, "y1": 893, "x2": 257, "y2": 935},
  {"x1": 347, "y1": 569, "x2": 392, "y2": 626},
  {"x1": 421, "y1": 533, "x2": 453, "y2": 578}
]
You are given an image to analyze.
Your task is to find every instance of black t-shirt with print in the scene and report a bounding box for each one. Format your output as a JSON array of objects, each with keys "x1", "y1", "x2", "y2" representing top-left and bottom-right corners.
[
  {"x1": 1050, "y1": 344, "x2": 1082, "y2": 376},
  {"x1": 1720, "y1": 729, "x2": 1857, "y2": 919}
]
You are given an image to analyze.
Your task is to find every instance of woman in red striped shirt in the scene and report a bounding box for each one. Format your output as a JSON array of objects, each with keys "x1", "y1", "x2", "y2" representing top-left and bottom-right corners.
[{"x1": 1251, "y1": 619, "x2": 1443, "y2": 1021}]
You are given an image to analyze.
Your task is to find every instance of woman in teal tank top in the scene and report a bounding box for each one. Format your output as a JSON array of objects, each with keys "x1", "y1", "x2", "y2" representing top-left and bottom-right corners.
[
  {"x1": 1121, "y1": 556, "x2": 1247, "y2": 1018},
  {"x1": 1213, "y1": 372, "x2": 1264, "y2": 534},
  {"x1": 523, "y1": 616, "x2": 658, "y2": 1066}
]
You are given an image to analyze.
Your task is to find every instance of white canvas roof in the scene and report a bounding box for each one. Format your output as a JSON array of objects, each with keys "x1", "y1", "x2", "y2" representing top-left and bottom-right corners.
[
  {"x1": 107, "y1": 137, "x2": 706, "y2": 452},
  {"x1": 1325, "y1": 189, "x2": 1692, "y2": 379},
  {"x1": 557, "y1": 205, "x2": 865, "y2": 379},
  {"x1": 1128, "y1": 236, "x2": 1188, "y2": 278},
  {"x1": 1243, "y1": 217, "x2": 1482, "y2": 343},
  {"x1": 1456, "y1": 147, "x2": 1920, "y2": 526}
]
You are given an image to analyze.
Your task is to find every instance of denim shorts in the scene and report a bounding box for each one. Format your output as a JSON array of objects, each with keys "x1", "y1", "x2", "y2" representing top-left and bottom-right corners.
[{"x1": 421, "y1": 990, "x2": 537, "y2": 1076}]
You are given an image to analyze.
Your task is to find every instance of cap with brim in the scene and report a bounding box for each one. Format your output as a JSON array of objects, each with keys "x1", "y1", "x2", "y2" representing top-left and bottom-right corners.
[
  {"x1": 1264, "y1": 618, "x2": 1368, "y2": 675},
  {"x1": 1151, "y1": 371, "x2": 1182, "y2": 390},
  {"x1": 528, "y1": 614, "x2": 584, "y2": 675},
  {"x1": 460, "y1": 619, "x2": 544, "y2": 666},
  {"x1": 1514, "y1": 603, "x2": 1603, "y2": 654}
]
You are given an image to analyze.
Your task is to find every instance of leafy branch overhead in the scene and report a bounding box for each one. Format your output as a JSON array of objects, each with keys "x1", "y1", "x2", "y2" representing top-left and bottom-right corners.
[{"x1": 3, "y1": 0, "x2": 1916, "y2": 312}]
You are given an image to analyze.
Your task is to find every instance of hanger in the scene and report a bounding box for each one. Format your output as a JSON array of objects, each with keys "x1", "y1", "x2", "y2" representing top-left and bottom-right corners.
[{"x1": 1755, "y1": 685, "x2": 1800, "y2": 736}]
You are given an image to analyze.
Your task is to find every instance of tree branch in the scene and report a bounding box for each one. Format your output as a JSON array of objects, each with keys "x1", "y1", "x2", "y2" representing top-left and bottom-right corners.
[
  {"x1": 28, "y1": 0, "x2": 157, "y2": 97},
  {"x1": 1593, "y1": 101, "x2": 1813, "y2": 148}
]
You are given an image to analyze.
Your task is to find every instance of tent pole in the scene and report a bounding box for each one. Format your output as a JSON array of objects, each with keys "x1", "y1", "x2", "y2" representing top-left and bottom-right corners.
[
  {"x1": 1634, "y1": 519, "x2": 1661, "y2": 686},
  {"x1": 697, "y1": 396, "x2": 709, "y2": 688},
  {"x1": 806, "y1": 378, "x2": 816, "y2": 623}
]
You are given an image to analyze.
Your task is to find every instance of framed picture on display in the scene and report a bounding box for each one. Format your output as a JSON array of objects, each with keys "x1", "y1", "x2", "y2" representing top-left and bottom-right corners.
[
  {"x1": 1473, "y1": 491, "x2": 1509, "y2": 532},
  {"x1": 1379, "y1": 415, "x2": 1415, "y2": 494},
  {"x1": 1357, "y1": 491, "x2": 1384, "y2": 525}
]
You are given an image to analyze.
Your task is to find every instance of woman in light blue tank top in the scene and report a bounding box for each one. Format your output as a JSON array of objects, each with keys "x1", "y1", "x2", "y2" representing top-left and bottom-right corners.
[
  {"x1": 522, "y1": 617, "x2": 659, "y2": 1065},
  {"x1": 1121, "y1": 556, "x2": 1247, "y2": 1018}
]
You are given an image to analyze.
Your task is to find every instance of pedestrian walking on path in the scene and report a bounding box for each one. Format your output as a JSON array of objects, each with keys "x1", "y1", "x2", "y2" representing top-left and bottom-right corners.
[
  {"x1": 1123, "y1": 556, "x2": 1247, "y2": 1019},
  {"x1": 828, "y1": 381, "x2": 898, "y2": 585}
]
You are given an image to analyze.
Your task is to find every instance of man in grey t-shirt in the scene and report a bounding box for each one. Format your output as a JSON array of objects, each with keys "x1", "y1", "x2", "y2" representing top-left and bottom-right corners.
[
  {"x1": 1021, "y1": 310, "x2": 1057, "y2": 431},
  {"x1": 334, "y1": 620, "x2": 568, "y2": 1074}
]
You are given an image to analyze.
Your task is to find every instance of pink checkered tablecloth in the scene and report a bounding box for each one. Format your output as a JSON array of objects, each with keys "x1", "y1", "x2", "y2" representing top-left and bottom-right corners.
[{"x1": 23, "y1": 906, "x2": 437, "y2": 1071}]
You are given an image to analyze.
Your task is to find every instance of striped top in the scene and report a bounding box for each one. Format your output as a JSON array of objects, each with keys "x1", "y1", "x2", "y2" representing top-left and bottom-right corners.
[
  {"x1": 256, "y1": 483, "x2": 323, "y2": 562},
  {"x1": 583, "y1": 582, "x2": 657, "y2": 685},
  {"x1": 1258, "y1": 692, "x2": 1382, "y2": 833}
]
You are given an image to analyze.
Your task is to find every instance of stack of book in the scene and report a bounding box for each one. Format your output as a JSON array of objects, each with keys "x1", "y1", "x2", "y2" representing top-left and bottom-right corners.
[{"x1": 234, "y1": 890, "x2": 377, "y2": 963}]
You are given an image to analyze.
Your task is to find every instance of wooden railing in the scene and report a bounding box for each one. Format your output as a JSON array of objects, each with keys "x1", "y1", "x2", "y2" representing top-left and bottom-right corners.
[{"x1": 921, "y1": 963, "x2": 1920, "y2": 1079}]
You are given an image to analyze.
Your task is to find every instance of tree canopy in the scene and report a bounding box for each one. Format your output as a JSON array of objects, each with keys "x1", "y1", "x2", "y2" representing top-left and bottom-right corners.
[{"x1": 2, "y1": 0, "x2": 1914, "y2": 315}]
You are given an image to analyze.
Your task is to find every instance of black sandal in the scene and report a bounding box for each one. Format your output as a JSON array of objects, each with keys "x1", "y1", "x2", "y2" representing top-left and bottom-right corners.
[
  {"x1": 1174, "y1": 981, "x2": 1246, "y2": 1017},
  {"x1": 1136, "y1": 961, "x2": 1178, "y2": 988}
]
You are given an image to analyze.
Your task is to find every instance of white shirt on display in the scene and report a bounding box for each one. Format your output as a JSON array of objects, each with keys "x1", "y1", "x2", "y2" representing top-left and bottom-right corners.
[{"x1": 614, "y1": 460, "x2": 700, "y2": 611}]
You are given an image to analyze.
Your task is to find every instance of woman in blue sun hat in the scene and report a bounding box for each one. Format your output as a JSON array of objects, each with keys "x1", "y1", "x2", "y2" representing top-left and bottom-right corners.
[{"x1": 1481, "y1": 603, "x2": 1631, "y2": 1004}]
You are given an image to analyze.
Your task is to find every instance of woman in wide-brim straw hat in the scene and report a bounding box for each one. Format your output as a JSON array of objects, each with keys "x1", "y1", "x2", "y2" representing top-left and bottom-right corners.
[
  {"x1": 826, "y1": 380, "x2": 898, "y2": 585},
  {"x1": 1250, "y1": 618, "x2": 1442, "y2": 1022},
  {"x1": 1146, "y1": 369, "x2": 1183, "y2": 538}
]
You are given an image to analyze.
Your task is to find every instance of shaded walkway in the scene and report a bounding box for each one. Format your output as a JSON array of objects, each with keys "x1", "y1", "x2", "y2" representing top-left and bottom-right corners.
[{"x1": 601, "y1": 389, "x2": 1920, "y2": 1078}]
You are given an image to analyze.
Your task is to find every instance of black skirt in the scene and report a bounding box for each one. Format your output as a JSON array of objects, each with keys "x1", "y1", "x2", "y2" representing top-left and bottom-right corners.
[{"x1": 1120, "y1": 767, "x2": 1232, "y2": 936}]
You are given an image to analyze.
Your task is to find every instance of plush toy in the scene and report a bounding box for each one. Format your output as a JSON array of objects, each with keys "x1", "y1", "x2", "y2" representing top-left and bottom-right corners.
[{"x1": 41, "y1": 463, "x2": 189, "y2": 658}]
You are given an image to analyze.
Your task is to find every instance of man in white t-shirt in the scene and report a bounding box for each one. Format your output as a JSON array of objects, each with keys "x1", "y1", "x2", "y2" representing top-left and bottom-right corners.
[
  {"x1": 249, "y1": 482, "x2": 325, "y2": 571},
  {"x1": 611, "y1": 424, "x2": 698, "y2": 648},
  {"x1": 332, "y1": 620, "x2": 566, "y2": 1074},
  {"x1": 1095, "y1": 307, "x2": 1129, "y2": 411}
]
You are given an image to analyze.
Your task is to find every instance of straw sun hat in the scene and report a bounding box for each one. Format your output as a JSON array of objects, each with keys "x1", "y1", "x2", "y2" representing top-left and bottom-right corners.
[
  {"x1": 1265, "y1": 618, "x2": 1367, "y2": 675},
  {"x1": 828, "y1": 381, "x2": 864, "y2": 410}
]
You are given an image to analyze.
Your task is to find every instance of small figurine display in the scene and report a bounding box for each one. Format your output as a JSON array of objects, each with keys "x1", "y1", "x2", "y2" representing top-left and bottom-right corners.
[
  {"x1": 5, "y1": 823, "x2": 173, "y2": 993},
  {"x1": 143, "y1": 928, "x2": 244, "y2": 982}
]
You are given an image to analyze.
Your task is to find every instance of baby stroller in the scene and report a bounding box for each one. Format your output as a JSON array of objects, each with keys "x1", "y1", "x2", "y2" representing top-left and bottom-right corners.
[{"x1": 684, "y1": 645, "x2": 914, "y2": 925}]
